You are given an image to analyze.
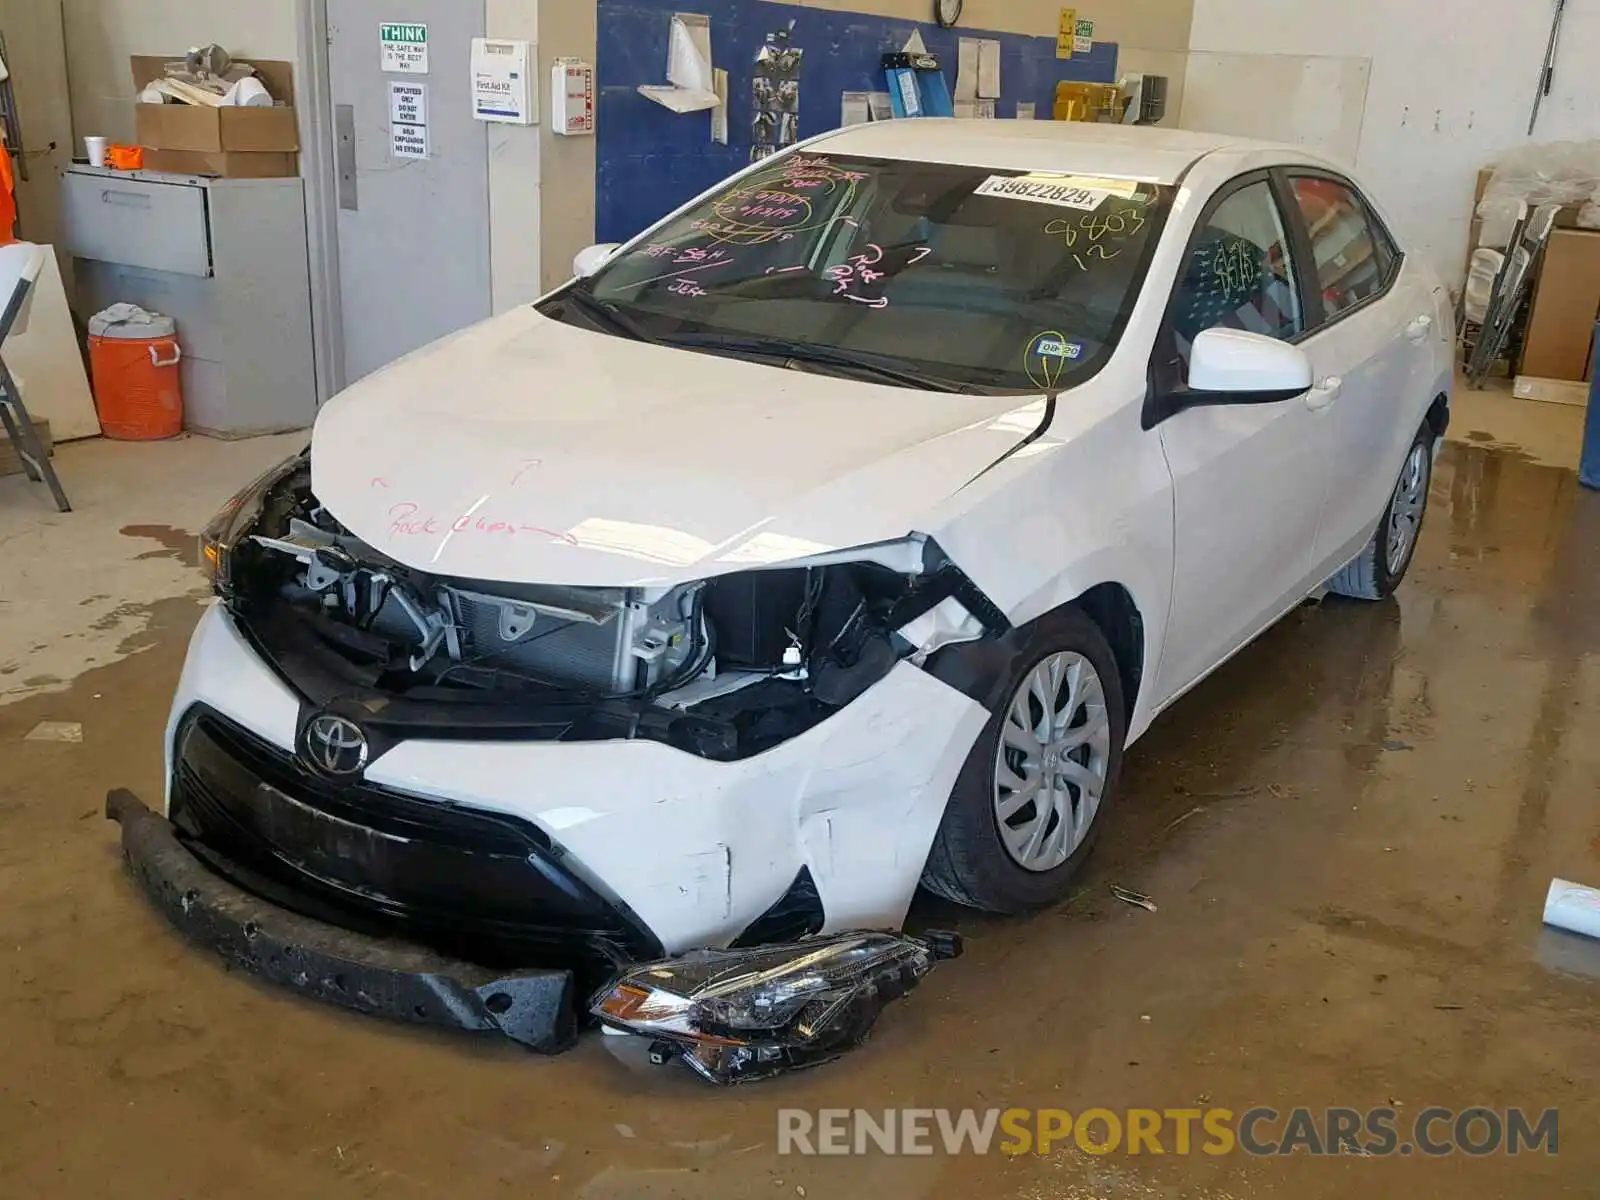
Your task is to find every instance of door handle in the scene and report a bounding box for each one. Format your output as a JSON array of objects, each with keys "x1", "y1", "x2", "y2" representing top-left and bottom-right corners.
[
  {"x1": 1406, "y1": 314, "x2": 1434, "y2": 342},
  {"x1": 1306, "y1": 376, "x2": 1342, "y2": 411},
  {"x1": 335, "y1": 104, "x2": 358, "y2": 212}
]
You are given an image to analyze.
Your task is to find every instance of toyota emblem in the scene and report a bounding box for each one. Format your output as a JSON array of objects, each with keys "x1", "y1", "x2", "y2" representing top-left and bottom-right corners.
[{"x1": 301, "y1": 714, "x2": 370, "y2": 777}]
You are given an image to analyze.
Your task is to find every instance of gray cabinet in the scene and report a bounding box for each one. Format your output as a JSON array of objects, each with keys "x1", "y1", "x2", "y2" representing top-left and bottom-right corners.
[{"x1": 61, "y1": 166, "x2": 317, "y2": 437}]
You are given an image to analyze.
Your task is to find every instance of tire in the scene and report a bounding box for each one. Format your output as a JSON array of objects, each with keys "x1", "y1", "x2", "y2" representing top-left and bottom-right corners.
[
  {"x1": 1327, "y1": 423, "x2": 1434, "y2": 602},
  {"x1": 922, "y1": 605, "x2": 1127, "y2": 914}
]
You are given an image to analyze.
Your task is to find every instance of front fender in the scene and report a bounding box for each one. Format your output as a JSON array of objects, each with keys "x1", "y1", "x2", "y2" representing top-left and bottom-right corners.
[{"x1": 924, "y1": 381, "x2": 1175, "y2": 743}]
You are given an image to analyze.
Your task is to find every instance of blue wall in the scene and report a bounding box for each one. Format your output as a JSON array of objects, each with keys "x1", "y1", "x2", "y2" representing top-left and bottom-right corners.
[{"x1": 596, "y1": 1, "x2": 1118, "y2": 243}]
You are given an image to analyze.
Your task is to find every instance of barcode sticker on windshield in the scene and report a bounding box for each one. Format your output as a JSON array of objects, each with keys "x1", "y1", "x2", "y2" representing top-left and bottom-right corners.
[{"x1": 973, "y1": 175, "x2": 1113, "y2": 210}]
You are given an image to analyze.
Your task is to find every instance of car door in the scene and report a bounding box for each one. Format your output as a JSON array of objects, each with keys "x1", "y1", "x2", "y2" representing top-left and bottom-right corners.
[
  {"x1": 1150, "y1": 173, "x2": 1336, "y2": 708},
  {"x1": 1281, "y1": 172, "x2": 1436, "y2": 577}
]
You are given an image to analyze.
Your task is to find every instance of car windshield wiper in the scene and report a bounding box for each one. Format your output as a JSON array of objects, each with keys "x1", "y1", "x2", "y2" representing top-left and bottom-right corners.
[
  {"x1": 663, "y1": 335, "x2": 977, "y2": 393},
  {"x1": 558, "y1": 288, "x2": 660, "y2": 344}
]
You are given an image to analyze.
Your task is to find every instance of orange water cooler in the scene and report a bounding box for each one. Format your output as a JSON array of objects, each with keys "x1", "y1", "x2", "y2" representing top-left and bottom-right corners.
[{"x1": 87, "y1": 307, "x2": 184, "y2": 440}]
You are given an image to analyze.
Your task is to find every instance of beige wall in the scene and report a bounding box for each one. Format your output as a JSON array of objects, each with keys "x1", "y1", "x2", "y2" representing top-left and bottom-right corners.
[
  {"x1": 777, "y1": 0, "x2": 1190, "y2": 50},
  {"x1": 773, "y1": 0, "x2": 1192, "y2": 123},
  {"x1": 1, "y1": 0, "x2": 76, "y2": 251},
  {"x1": 534, "y1": 0, "x2": 597, "y2": 294},
  {"x1": 62, "y1": 0, "x2": 298, "y2": 146},
  {"x1": 485, "y1": 0, "x2": 602, "y2": 308}
]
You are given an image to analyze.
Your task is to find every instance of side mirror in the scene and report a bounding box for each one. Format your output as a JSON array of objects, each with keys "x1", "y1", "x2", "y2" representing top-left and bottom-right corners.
[
  {"x1": 572, "y1": 243, "x2": 622, "y2": 279},
  {"x1": 1163, "y1": 328, "x2": 1312, "y2": 416},
  {"x1": 1189, "y1": 327, "x2": 1313, "y2": 397}
]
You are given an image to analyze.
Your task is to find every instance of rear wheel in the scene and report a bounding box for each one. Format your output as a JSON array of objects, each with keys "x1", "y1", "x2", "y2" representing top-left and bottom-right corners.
[
  {"x1": 1327, "y1": 424, "x2": 1433, "y2": 601},
  {"x1": 922, "y1": 606, "x2": 1126, "y2": 913}
]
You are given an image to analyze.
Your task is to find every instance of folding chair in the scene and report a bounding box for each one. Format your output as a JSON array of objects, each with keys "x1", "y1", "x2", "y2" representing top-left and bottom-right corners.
[{"x1": 0, "y1": 242, "x2": 69, "y2": 511}]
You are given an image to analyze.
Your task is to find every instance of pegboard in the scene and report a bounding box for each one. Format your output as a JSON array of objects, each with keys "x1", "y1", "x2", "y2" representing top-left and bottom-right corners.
[{"x1": 597, "y1": 1, "x2": 1118, "y2": 243}]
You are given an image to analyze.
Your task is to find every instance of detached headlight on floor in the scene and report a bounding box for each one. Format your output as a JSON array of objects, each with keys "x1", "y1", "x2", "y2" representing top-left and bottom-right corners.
[
  {"x1": 199, "y1": 451, "x2": 307, "y2": 592},
  {"x1": 590, "y1": 930, "x2": 962, "y2": 1084}
]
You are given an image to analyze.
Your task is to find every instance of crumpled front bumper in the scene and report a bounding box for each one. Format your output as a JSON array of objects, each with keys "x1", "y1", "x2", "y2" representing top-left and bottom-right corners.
[{"x1": 105, "y1": 789, "x2": 578, "y2": 1053}]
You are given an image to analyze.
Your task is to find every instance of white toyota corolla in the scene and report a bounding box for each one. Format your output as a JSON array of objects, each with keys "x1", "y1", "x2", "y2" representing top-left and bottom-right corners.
[{"x1": 108, "y1": 120, "x2": 1451, "y2": 1069}]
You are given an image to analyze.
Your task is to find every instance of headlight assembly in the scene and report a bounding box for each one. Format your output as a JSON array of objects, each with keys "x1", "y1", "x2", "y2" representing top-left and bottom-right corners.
[
  {"x1": 199, "y1": 450, "x2": 307, "y2": 593},
  {"x1": 590, "y1": 930, "x2": 962, "y2": 1084}
]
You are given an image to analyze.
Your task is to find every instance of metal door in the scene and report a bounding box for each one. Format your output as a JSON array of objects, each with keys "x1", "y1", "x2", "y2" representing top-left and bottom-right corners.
[{"x1": 327, "y1": 0, "x2": 491, "y2": 384}]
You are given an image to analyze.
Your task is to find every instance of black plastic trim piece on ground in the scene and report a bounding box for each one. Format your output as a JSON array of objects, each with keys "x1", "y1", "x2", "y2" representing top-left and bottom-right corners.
[{"x1": 105, "y1": 789, "x2": 579, "y2": 1054}]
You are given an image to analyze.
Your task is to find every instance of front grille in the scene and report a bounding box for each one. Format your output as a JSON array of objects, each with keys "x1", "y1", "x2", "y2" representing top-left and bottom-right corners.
[{"x1": 170, "y1": 708, "x2": 661, "y2": 970}]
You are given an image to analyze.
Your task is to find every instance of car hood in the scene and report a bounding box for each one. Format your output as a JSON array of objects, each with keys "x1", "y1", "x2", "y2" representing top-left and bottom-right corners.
[{"x1": 311, "y1": 308, "x2": 1044, "y2": 587}]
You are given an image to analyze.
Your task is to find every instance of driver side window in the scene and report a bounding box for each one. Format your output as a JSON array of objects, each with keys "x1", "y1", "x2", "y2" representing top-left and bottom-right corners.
[{"x1": 1172, "y1": 181, "x2": 1304, "y2": 367}]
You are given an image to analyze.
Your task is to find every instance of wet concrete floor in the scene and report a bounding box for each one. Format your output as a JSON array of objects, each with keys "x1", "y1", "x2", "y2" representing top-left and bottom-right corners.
[{"x1": 2, "y1": 438, "x2": 1598, "y2": 1198}]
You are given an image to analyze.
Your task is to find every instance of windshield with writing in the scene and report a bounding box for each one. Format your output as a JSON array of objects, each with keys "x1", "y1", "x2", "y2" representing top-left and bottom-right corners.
[{"x1": 563, "y1": 153, "x2": 1174, "y2": 393}]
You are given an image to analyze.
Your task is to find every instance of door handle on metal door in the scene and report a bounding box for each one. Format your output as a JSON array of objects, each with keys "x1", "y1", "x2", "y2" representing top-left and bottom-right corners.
[
  {"x1": 1306, "y1": 377, "x2": 1342, "y2": 411},
  {"x1": 335, "y1": 105, "x2": 358, "y2": 212},
  {"x1": 1406, "y1": 314, "x2": 1434, "y2": 342}
]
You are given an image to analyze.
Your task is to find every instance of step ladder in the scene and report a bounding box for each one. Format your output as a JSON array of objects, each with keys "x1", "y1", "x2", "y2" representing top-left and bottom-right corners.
[{"x1": 0, "y1": 243, "x2": 70, "y2": 511}]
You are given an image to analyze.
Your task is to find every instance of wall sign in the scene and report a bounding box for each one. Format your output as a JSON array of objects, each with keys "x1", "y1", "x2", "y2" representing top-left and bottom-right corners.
[
  {"x1": 1074, "y1": 19, "x2": 1095, "y2": 56},
  {"x1": 392, "y1": 121, "x2": 428, "y2": 160},
  {"x1": 471, "y1": 37, "x2": 535, "y2": 124},
  {"x1": 389, "y1": 81, "x2": 427, "y2": 127},
  {"x1": 1056, "y1": 7, "x2": 1076, "y2": 60},
  {"x1": 553, "y1": 59, "x2": 596, "y2": 136},
  {"x1": 389, "y1": 80, "x2": 428, "y2": 159},
  {"x1": 381, "y1": 23, "x2": 429, "y2": 74}
]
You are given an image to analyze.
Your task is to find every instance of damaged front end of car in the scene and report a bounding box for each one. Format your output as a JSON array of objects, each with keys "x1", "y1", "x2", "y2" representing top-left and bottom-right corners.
[
  {"x1": 101, "y1": 447, "x2": 1012, "y2": 1076},
  {"x1": 201, "y1": 449, "x2": 1006, "y2": 765}
]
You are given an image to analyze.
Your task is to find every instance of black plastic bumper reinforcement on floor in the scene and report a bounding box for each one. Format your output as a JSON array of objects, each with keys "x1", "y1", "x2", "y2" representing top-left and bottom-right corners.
[{"x1": 105, "y1": 789, "x2": 579, "y2": 1054}]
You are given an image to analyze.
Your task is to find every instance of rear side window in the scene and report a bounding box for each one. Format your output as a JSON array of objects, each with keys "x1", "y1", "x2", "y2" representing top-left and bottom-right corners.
[
  {"x1": 1170, "y1": 180, "x2": 1304, "y2": 364},
  {"x1": 1288, "y1": 177, "x2": 1397, "y2": 319}
]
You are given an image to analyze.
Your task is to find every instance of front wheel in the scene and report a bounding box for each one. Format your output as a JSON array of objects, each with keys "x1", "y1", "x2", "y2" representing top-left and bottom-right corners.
[
  {"x1": 1327, "y1": 424, "x2": 1434, "y2": 601},
  {"x1": 922, "y1": 606, "x2": 1127, "y2": 914}
]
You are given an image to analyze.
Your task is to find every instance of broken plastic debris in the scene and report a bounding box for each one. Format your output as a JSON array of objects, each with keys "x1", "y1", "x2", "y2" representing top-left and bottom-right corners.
[
  {"x1": 1543, "y1": 878, "x2": 1600, "y2": 940},
  {"x1": 24, "y1": 721, "x2": 82, "y2": 743},
  {"x1": 590, "y1": 930, "x2": 962, "y2": 1084},
  {"x1": 1110, "y1": 885, "x2": 1157, "y2": 913}
]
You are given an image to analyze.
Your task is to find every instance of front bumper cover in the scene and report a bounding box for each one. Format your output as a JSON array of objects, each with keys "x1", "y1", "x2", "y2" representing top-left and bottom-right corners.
[{"x1": 105, "y1": 789, "x2": 578, "y2": 1053}]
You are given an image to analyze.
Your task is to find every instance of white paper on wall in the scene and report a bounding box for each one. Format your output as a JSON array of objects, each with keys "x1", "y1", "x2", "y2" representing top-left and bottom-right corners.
[
  {"x1": 712, "y1": 68, "x2": 730, "y2": 142},
  {"x1": 956, "y1": 39, "x2": 980, "y2": 102},
  {"x1": 668, "y1": 12, "x2": 713, "y2": 91},
  {"x1": 977, "y1": 39, "x2": 1002, "y2": 99},
  {"x1": 640, "y1": 12, "x2": 721, "y2": 113}
]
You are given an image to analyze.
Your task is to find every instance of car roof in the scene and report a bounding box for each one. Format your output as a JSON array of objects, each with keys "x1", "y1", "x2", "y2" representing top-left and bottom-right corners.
[{"x1": 810, "y1": 119, "x2": 1302, "y2": 186}]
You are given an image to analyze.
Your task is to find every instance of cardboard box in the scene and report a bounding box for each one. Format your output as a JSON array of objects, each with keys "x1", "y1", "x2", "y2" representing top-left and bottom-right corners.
[
  {"x1": 1513, "y1": 375, "x2": 1591, "y2": 407},
  {"x1": 1520, "y1": 228, "x2": 1600, "y2": 382},
  {"x1": 132, "y1": 56, "x2": 299, "y2": 154},
  {"x1": 142, "y1": 148, "x2": 298, "y2": 179}
]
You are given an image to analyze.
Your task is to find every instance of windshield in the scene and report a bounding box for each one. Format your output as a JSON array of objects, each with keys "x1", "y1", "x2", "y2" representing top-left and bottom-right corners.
[{"x1": 554, "y1": 152, "x2": 1174, "y2": 394}]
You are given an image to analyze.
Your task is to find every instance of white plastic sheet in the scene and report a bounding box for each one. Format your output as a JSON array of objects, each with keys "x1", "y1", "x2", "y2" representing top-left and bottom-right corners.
[
  {"x1": 1478, "y1": 140, "x2": 1600, "y2": 247},
  {"x1": 639, "y1": 13, "x2": 720, "y2": 114},
  {"x1": 1544, "y1": 878, "x2": 1600, "y2": 940}
]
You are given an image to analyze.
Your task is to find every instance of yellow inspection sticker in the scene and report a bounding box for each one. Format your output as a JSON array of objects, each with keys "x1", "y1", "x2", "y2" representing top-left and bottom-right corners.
[{"x1": 973, "y1": 173, "x2": 1142, "y2": 209}]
